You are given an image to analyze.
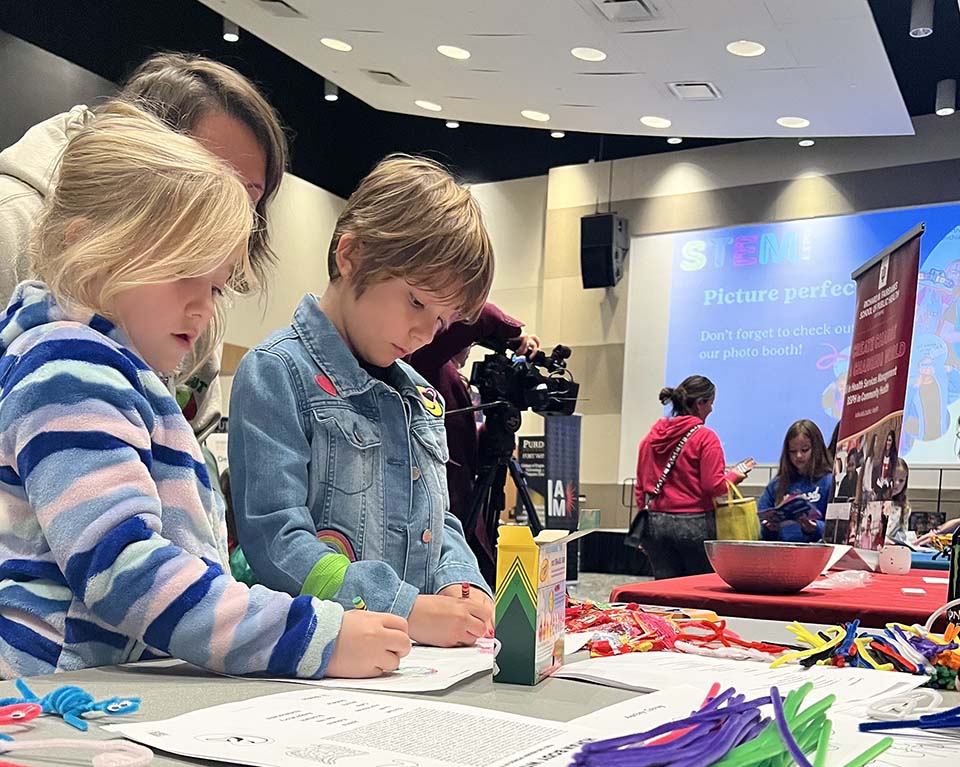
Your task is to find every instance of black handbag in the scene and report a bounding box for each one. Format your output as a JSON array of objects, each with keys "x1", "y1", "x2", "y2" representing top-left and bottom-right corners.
[{"x1": 624, "y1": 425, "x2": 701, "y2": 549}]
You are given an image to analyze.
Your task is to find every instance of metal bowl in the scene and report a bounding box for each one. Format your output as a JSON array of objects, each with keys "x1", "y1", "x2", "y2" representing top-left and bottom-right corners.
[{"x1": 704, "y1": 540, "x2": 834, "y2": 594}]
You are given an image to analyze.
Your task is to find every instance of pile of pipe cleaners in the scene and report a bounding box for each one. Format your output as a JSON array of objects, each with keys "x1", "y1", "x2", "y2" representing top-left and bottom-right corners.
[
  {"x1": 573, "y1": 681, "x2": 893, "y2": 767},
  {"x1": 565, "y1": 597, "x2": 960, "y2": 689}
]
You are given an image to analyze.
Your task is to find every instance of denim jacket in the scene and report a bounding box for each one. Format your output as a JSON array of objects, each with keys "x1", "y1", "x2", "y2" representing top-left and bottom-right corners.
[{"x1": 228, "y1": 295, "x2": 488, "y2": 618}]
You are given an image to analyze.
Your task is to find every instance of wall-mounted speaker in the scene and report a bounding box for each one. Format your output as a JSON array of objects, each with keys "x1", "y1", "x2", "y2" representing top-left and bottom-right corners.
[{"x1": 580, "y1": 212, "x2": 629, "y2": 289}]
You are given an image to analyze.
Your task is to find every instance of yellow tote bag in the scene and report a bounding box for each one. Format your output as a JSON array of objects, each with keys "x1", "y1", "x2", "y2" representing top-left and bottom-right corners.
[{"x1": 714, "y1": 482, "x2": 760, "y2": 541}]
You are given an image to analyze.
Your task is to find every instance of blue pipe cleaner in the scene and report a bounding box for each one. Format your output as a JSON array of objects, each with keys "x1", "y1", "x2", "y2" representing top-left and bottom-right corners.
[{"x1": 0, "y1": 680, "x2": 140, "y2": 731}]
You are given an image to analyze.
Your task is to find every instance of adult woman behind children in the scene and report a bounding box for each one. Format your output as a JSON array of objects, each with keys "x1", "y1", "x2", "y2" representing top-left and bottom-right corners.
[
  {"x1": 0, "y1": 52, "x2": 286, "y2": 441},
  {"x1": 633, "y1": 375, "x2": 753, "y2": 579}
]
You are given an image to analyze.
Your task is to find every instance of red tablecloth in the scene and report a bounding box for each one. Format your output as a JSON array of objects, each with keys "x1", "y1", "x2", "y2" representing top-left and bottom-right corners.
[{"x1": 610, "y1": 571, "x2": 949, "y2": 629}]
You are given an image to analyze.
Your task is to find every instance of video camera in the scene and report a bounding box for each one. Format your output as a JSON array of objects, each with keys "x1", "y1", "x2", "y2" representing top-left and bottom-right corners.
[{"x1": 469, "y1": 341, "x2": 579, "y2": 416}]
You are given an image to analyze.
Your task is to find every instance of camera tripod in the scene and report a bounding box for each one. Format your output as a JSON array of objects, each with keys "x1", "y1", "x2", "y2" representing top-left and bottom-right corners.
[{"x1": 457, "y1": 401, "x2": 543, "y2": 587}]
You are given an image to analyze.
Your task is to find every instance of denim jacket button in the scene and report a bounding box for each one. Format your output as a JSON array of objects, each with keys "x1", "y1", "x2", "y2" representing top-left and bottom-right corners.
[
  {"x1": 411, "y1": 466, "x2": 422, "y2": 481},
  {"x1": 421, "y1": 529, "x2": 432, "y2": 543}
]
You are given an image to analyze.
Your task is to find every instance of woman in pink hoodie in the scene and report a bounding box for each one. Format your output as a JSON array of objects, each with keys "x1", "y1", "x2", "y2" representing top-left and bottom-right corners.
[{"x1": 634, "y1": 375, "x2": 752, "y2": 579}]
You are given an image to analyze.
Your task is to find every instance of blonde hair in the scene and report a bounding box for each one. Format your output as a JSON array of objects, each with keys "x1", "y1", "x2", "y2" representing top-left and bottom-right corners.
[
  {"x1": 327, "y1": 154, "x2": 494, "y2": 322},
  {"x1": 31, "y1": 100, "x2": 255, "y2": 373},
  {"x1": 121, "y1": 52, "x2": 288, "y2": 292}
]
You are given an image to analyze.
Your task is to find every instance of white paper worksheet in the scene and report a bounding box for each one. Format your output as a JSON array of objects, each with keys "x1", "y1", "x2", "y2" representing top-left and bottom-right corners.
[
  {"x1": 554, "y1": 653, "x2": 925, "y2": 708},
  {"x1": 218, "y1": 645, "x2": 494, "y2": 694},
  {"x1": 104, "y1": 687, "x2": 593, "y2": 767},
  {"x1": 292, "y1": 644, "x2": 493, "y2": 693},
  {"x1": 563, "y1": 631, "x2": 595, "y2": 655}
]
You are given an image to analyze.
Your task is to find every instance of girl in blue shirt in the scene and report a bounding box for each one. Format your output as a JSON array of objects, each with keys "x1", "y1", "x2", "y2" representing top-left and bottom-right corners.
[{"x1": 759, "y1": 419, "x2": 833, "y2": 542}]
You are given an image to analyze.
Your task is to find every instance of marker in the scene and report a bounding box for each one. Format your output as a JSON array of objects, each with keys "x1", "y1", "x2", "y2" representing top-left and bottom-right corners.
[
  {"x1": 461, "y1": 582, "x2": 470, "y2": 600},
  {"x1": 352, "y1": 596, "x2": 366, "y2": 610}
]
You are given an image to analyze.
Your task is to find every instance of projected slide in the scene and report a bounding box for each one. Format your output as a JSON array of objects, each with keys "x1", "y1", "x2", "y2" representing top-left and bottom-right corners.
[{"x1": 663, "y1": 202, "x2": 960, "y2": 464}]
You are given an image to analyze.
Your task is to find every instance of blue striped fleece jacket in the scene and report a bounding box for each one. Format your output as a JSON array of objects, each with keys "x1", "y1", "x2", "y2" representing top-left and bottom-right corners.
[{"x1": 0, "y1": 282, "x2": 344, "y2": 678}]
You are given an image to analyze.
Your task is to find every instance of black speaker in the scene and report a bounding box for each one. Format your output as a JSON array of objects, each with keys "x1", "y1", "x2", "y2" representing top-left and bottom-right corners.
[{"x1": 580, "y1": 212, "x2": 629, "y2": 289}]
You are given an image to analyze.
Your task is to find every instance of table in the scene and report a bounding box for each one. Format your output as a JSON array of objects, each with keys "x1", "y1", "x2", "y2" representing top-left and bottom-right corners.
[
  {"x1": 0, "y1": 659, "x2": 638, "y2": 767},
  {"x1": 610, "y1": 570, "x2": 950, "y2": 628},
  {"x1": 913, "y1": 550, "x2": 950, "y2": 570},
  {"x1": 1, "y1": 616, "x2": 956, "y2": 767}
]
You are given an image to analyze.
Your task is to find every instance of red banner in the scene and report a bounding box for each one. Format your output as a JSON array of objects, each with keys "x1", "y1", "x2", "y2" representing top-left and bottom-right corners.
[{"x1": 831, "y1": 225, "x2": 921, "y2": 550}]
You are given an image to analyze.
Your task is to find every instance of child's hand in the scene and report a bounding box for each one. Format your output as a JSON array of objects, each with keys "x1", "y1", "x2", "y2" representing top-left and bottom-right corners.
[
  {"x1": 797, "y1": 514, "x2": 818, "y2": 535},
  {"x1": 438, "y1": 584, "x2": 495, "y2": 635},
  {"x1": 408, "y1": 594, "x2": 490, "y2": 647},
  {"x1": 327, "y1": 610, "x2": 411, "y2": 678}
]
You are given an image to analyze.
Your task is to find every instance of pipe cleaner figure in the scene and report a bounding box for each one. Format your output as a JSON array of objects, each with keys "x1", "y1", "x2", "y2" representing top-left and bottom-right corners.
[{"x1": 0, "y1": 680, "x2": 139, "y2": 732}]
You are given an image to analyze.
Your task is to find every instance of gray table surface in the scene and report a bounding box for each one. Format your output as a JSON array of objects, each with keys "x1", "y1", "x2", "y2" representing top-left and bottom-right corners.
[
  {"x1": 0, "y1": 659, "x2": 639, "y2": 766},
  {"x1": 1, "y1": 616, "x2": 956, "y2": 766}
]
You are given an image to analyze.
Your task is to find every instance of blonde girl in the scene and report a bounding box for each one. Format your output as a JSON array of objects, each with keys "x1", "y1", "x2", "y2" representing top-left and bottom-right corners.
[{"x1": 0, "y1": 102, "x2": 408, "y2": 679}]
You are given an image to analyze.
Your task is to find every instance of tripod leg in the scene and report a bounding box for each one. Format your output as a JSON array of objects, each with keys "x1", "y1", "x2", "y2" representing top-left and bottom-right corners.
[
  {"x1": 463, "y1": 465, "x2": 499, "y2": 587},
  {"x1": 508, "y1": 457, "x2": 543, "y2": 536},
  {"x1": 483, "y1": 464, "x2": 509, "y2": 556},
  {"x1": 463, "y1": 466, "x2": 494, "y2": 549}
]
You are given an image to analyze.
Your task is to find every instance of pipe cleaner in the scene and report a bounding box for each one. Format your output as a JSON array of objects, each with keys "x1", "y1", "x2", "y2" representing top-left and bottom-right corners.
[
  {"x1": 573, "y1": 682, "x2": 894, "y2": 767},
  {"x1": 565, "y1": 598, "x2": 792, "y2": 659},
  {"x1": 0, "y1": 704, "x2": 40, "y2": 742},
  {"x1": 0, "y1": 680, "x2": 139, "y2": 732},
  {"x1": 0, "y1": 738, "x2": 152, "y2": 766}
]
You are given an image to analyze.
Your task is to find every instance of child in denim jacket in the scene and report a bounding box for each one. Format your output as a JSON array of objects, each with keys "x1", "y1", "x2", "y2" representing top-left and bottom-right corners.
[{"x1": 229, "y1": 155, "x2": 495, "y2": 646}]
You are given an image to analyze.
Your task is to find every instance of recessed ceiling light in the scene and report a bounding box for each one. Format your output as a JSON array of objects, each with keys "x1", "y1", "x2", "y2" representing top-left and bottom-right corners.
[
  {"x1": 667, "y1": 137, "x2": 683, "y2": 145},
  {"x1": 640, "y1": 115, "x2": 672, "y2": 129},
  {"x1": 445, "y1": 120, "x2": 460, "y2": 129},
  {"x1": 777, "y1": 116, "x2": 810, "y2": 129},
  {"x1": 521, "y1": 109, "x2": 551, "y2": 122},
  {"x1": 415, "y1": 100, "x2": 443, "y2": 112},
  {"x1": 551, "y1": 131, "x2": 565, "y2": 139},
  {"x1": 324, "y1": 80, "x2": 339, "y2": 102},
  {"x1": 571, "y1": 47, "x2": 607, "y2": 62},
  {"x1": 437, "y1": 45, "x2": 471, "y2": 60},
  {"x1": 321, "y1": 37, "x2": 352, "y2": 52},
  {"x1": 936, "y1": 79, "x2": 956, "y2": 116},
  {"x1": 725, "y1": 40, "x2": 765, "y2": 57},
  {"x1": 909, "y1": 0, "x2": 934, "y2": 38},
  {"x1": 798, "y1": 139, "x2": 815, "y2": 147},
  {"x1": 222, "y1": 20, "x2": 239, "y2": 43}
]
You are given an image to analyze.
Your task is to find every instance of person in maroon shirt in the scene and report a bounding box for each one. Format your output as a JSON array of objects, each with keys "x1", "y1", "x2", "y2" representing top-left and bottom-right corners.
[
  {"x1": 409, "y1": 303, "x2": 539, "y2": 573},
  {"x1": 634, "y1": 375, "x2": 754, "y2": 579}
]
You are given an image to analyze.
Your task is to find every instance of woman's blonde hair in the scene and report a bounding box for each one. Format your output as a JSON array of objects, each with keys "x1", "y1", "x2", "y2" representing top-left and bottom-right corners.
[
  {"x1": 327, "y1": 154, "x2": 494, "y2": 322},
  {"x1": 31, "y1": 100, "x2": 255, "y2": 372}
]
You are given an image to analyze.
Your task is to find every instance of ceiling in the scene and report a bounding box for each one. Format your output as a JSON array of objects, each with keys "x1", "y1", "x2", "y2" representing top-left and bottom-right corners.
[
  {"x1": 200, "y1": 0, "x2": 911, "y2": 138},
  {"x1": 0, "y1": 0, "x2": 957, "y2": 198}
]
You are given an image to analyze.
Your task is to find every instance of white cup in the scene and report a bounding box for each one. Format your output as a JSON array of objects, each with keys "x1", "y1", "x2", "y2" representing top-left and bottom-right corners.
[{"x1": 878, "y1": 544, "x2": 912, "y2": 575}]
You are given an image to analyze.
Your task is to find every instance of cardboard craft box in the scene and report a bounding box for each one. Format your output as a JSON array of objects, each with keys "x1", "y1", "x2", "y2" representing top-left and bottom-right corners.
[{"x1": 494, "y1": 526, "x2": 594, "y2": 685}]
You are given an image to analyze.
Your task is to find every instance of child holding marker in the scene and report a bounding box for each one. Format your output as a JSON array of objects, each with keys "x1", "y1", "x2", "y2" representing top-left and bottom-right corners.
[
  {"x1": 230, "y1": 155, "x2": 495, "y2": 648},
  {"x1": 0, "y1": 103, "x2": 410, "y2": 679}
]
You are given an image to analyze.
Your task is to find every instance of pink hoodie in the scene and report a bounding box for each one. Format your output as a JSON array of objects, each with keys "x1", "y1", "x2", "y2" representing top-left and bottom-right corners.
[{"x1": 635, "y1": 415, "x2": 738, "y2": 513}]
